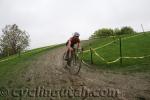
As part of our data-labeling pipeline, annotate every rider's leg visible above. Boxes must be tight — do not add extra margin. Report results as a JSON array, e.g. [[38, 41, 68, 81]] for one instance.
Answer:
[[65, 48, 69, 60], [68, 49, 72, 60], [66, 47, 73, 61]]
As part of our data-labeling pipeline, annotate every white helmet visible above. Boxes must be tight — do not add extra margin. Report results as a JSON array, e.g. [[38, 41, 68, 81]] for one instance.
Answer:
[[74, 32, 80, 37]]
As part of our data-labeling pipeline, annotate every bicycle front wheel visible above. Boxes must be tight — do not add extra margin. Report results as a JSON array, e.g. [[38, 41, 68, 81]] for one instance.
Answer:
[[69, 55, 81, 75]]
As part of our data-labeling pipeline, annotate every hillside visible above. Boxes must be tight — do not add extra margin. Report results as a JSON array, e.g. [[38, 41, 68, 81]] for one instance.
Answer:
[[82, 32, 150, 73], [0, 35, 150, 100], [0, 45, 63, 86]]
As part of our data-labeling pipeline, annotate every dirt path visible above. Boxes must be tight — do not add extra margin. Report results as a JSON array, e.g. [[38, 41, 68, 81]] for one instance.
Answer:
[[8, 46, 150, 100]]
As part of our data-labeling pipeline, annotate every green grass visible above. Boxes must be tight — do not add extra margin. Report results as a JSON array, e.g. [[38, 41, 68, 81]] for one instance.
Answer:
[[82, 32, 150, 73], [0, 44, 64, 86]]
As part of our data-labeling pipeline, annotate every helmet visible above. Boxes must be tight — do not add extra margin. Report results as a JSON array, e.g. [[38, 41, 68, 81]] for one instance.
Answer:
[[73, 32, 80, 37]]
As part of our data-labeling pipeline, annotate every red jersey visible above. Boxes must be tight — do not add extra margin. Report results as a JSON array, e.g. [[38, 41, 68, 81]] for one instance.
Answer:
[[66, 37, 80, 47]]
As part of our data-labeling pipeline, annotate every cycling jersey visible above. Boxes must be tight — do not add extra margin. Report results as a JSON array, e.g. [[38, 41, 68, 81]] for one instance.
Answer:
[[66, 37, 80, 47]]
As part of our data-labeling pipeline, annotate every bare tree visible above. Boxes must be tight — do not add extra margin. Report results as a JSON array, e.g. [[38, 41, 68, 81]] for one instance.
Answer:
[[0, 24, 30, 56]]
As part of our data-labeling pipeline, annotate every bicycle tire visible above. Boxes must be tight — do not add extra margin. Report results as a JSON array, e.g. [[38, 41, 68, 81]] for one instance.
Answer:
[[69, 53, 81, 75], [63, 51, 82, 75]]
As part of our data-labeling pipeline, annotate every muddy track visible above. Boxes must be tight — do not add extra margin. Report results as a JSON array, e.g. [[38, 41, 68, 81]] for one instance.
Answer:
[[7, 46, 150, 100]]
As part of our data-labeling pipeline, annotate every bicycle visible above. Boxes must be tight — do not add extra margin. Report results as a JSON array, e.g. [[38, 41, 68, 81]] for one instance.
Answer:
[[63, 47, 83, 75]]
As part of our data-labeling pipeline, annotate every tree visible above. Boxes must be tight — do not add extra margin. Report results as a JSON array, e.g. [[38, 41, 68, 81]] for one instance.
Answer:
[[90, 28, 113, 38], [0, 45, 2, 58], [0, 24, 30, 56], [113, 28, 121, 35], [120, 26, 135, 35]]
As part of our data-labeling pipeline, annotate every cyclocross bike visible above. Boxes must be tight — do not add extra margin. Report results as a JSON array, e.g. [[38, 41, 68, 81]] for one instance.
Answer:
[[63, 47, 83, 75]]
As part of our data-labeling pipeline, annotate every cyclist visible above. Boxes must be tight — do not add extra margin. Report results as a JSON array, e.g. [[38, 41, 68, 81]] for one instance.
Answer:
[[65, 32, 80, 60]]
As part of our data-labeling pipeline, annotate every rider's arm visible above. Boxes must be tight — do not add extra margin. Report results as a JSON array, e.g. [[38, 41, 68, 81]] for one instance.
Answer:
[[67, 40, 72, 49], [77, 42, 80, 49], [77, 38, 81, 49]]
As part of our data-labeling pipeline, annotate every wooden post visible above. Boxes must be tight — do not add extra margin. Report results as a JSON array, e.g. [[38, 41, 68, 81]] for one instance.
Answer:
[[119, 37, 122, 65], [90, 48, 93, 64]]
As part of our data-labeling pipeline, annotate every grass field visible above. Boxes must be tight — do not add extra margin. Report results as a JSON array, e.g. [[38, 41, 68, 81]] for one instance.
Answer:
[[0, 44, 63, 86], [82, 32, 150, 73]]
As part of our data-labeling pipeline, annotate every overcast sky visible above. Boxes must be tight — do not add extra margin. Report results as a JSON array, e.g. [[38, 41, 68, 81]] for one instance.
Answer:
[[0, 0, 150, 49]]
